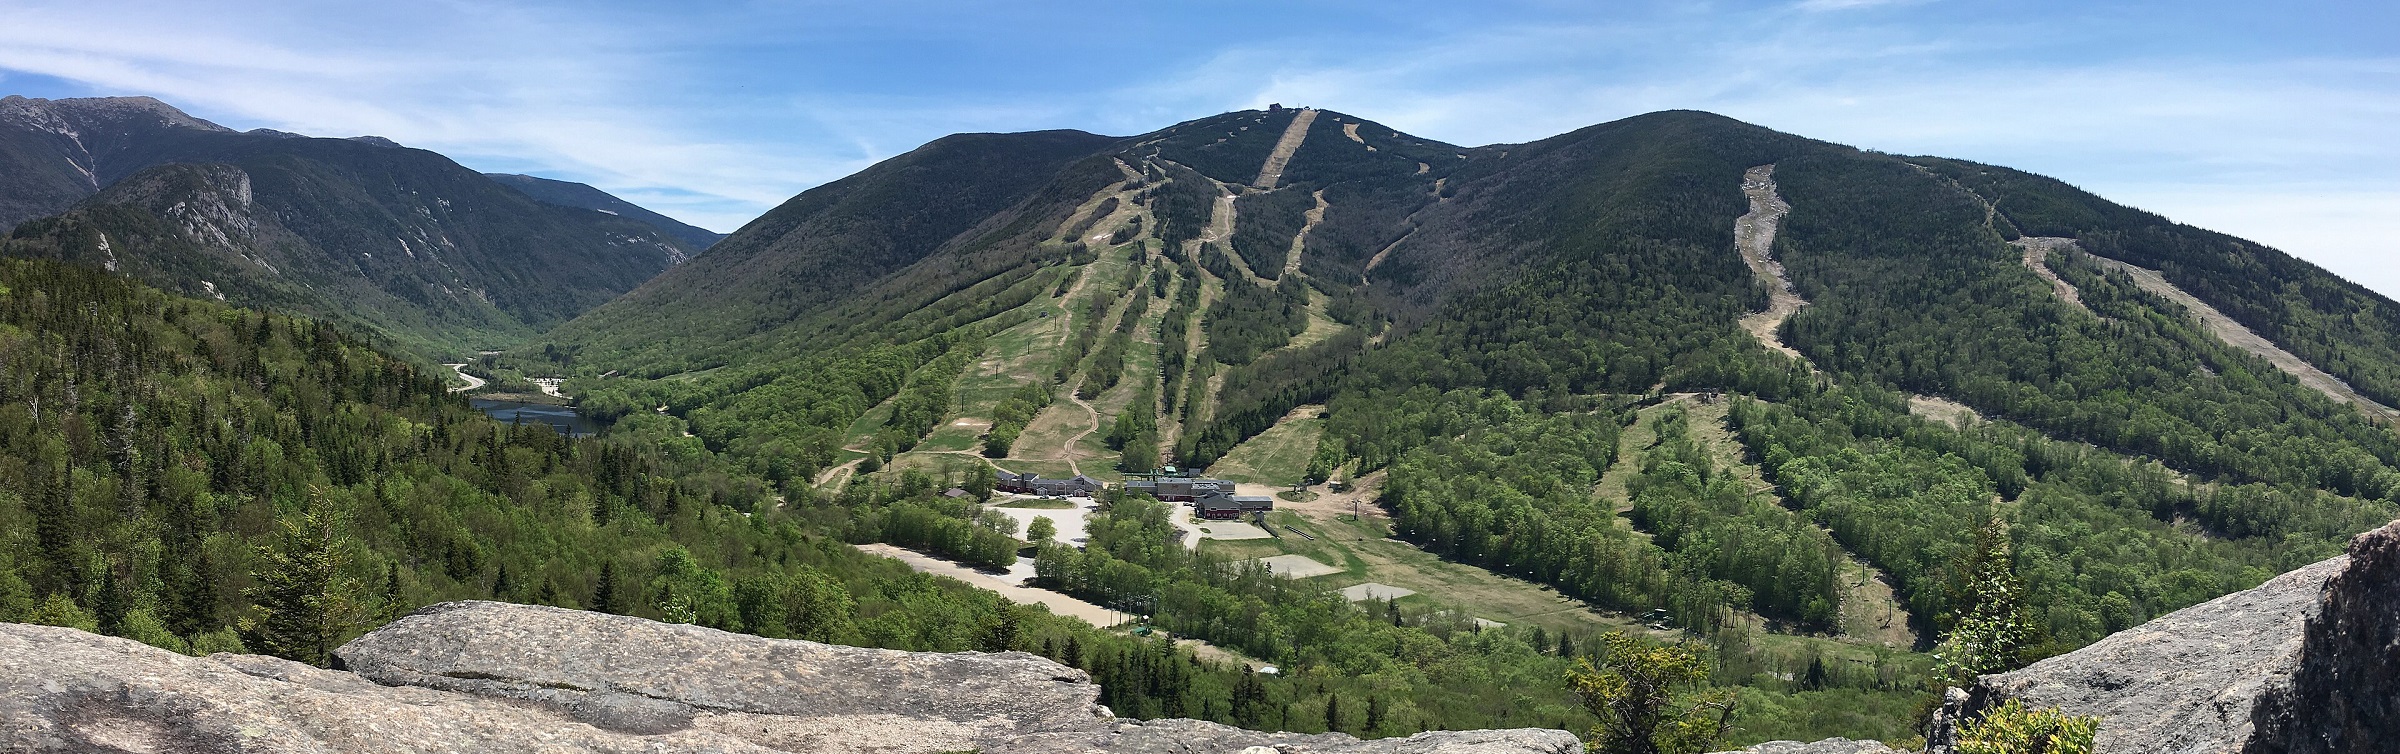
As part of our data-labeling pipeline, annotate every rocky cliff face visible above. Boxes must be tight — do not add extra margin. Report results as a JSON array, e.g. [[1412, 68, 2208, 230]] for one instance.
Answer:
[[1, 600, 1578, 754], [1927, 519, 2399, 754], [2244, 520, 2400, 754]]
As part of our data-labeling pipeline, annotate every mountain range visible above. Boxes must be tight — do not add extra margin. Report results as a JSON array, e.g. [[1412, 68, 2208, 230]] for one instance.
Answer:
[[6, 93, 2400, 748], [0, 95, 706, 358]]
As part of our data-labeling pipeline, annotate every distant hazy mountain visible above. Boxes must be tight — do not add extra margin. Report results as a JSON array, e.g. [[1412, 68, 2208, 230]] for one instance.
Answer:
[[486, 173, 724, 253], [0, 95, 702, 357]]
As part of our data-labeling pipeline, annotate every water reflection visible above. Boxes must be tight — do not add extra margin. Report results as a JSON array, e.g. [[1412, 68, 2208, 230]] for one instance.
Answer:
[[469, 399, 600, 438]]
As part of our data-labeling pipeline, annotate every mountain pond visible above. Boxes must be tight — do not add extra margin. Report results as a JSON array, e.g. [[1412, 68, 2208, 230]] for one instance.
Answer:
[[470, 399, 601, 438]]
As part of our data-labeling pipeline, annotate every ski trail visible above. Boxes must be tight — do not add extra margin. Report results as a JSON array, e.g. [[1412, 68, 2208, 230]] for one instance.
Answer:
[[1283, 189, 1327, 278], [1732, 165, 1811, 367], [1063, 394, 1101, 476], [1362, 227, 1415, 285], [2058, 238, 2400, 421], [1195, 183, 1266, 285], [2011, 237, 2090, 314], [1052, 265, 1093, 347], [1253, 108, 1319, 189]]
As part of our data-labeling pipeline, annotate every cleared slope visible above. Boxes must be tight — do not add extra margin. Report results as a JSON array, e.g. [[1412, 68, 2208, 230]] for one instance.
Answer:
[[538, 130, 1124, 374]]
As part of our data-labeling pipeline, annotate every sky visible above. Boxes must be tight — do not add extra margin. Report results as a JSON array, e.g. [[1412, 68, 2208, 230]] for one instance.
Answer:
[[1, 0, 2393, 294]]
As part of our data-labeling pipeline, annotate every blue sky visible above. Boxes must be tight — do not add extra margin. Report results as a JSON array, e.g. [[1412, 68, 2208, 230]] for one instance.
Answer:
[[2, 0, 2394, 293]]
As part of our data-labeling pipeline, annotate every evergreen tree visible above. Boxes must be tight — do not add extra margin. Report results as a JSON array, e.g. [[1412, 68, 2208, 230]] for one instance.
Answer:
[[1324, 693, 1343, 733], [980, 603, 1021, 652], [95, 568, 129, 637], [591, 561, 622, 615], [1935, 517, 2043, 683], [171, 547, 221, 637], [27, 593, 98, 632], [377, 562, 406, 622], [1232, 665, 1267, 727], [1570, 632, 1736, 754], [1366, 695, 1387, 736], [242, 495, 367, 667]]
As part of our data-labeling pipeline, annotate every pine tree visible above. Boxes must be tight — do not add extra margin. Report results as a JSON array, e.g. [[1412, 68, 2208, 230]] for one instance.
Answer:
[[378, 562, 406, 622], [171, 546, 221, 637], [1232, 665, 1267, 727], [31, 472, 77, 596], [1935, 517, 2044, 683], [1324, 693, 1343, 733], [591, 561, 622, 615], [1365, 695, 1387, 735], [980, 603, 1021, 652], [242, 495, 367, 667], [95, 568, 129, 637]]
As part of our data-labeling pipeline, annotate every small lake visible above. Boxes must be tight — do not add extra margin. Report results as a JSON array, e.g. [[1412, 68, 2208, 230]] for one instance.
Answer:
[[470, 399, 601, 438]]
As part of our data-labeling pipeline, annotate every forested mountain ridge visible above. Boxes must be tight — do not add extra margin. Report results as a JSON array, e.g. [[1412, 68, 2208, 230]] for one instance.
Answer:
[[537, 129, 1127, 372], [0, 95, 703, 359], [511, 106, 2400, 746], [486, 172, 725, 251]]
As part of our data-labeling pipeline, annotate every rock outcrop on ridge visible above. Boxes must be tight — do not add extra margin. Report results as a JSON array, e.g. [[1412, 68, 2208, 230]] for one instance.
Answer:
[[1927, 518, 2400, 754], [1, 600, 1578, 754]]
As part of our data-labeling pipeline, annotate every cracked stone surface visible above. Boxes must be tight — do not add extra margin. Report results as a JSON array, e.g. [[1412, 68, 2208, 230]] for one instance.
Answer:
[[3, 600, 1578, 754]]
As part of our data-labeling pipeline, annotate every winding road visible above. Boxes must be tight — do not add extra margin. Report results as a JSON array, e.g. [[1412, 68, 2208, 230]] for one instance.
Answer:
[[443, 364, 485, 393]]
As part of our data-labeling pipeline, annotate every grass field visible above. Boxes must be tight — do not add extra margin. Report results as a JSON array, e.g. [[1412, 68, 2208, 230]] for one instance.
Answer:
[[995, 497, 1078, 509], [1206, 404, 1324, 486]]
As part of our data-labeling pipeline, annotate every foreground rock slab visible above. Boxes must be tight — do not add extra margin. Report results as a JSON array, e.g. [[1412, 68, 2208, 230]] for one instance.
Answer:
[[1710, 738, 1900, 754], [2, 600, 1576, 754], [1928, 518, 2400, 754]]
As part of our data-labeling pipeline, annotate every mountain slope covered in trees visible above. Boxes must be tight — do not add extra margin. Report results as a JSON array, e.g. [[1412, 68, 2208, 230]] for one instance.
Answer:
[[0, 95, 702, 359], [513, 106, 2400, 745], [486, 172, 725, 251]]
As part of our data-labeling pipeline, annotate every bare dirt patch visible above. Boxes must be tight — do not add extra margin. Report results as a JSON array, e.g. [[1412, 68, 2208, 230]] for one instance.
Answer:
[[1253, 553, 1344, 578], [855, 543, 1126, 627], [1907, 394, 1984, 429], [1732, 165, 1811, 367]]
